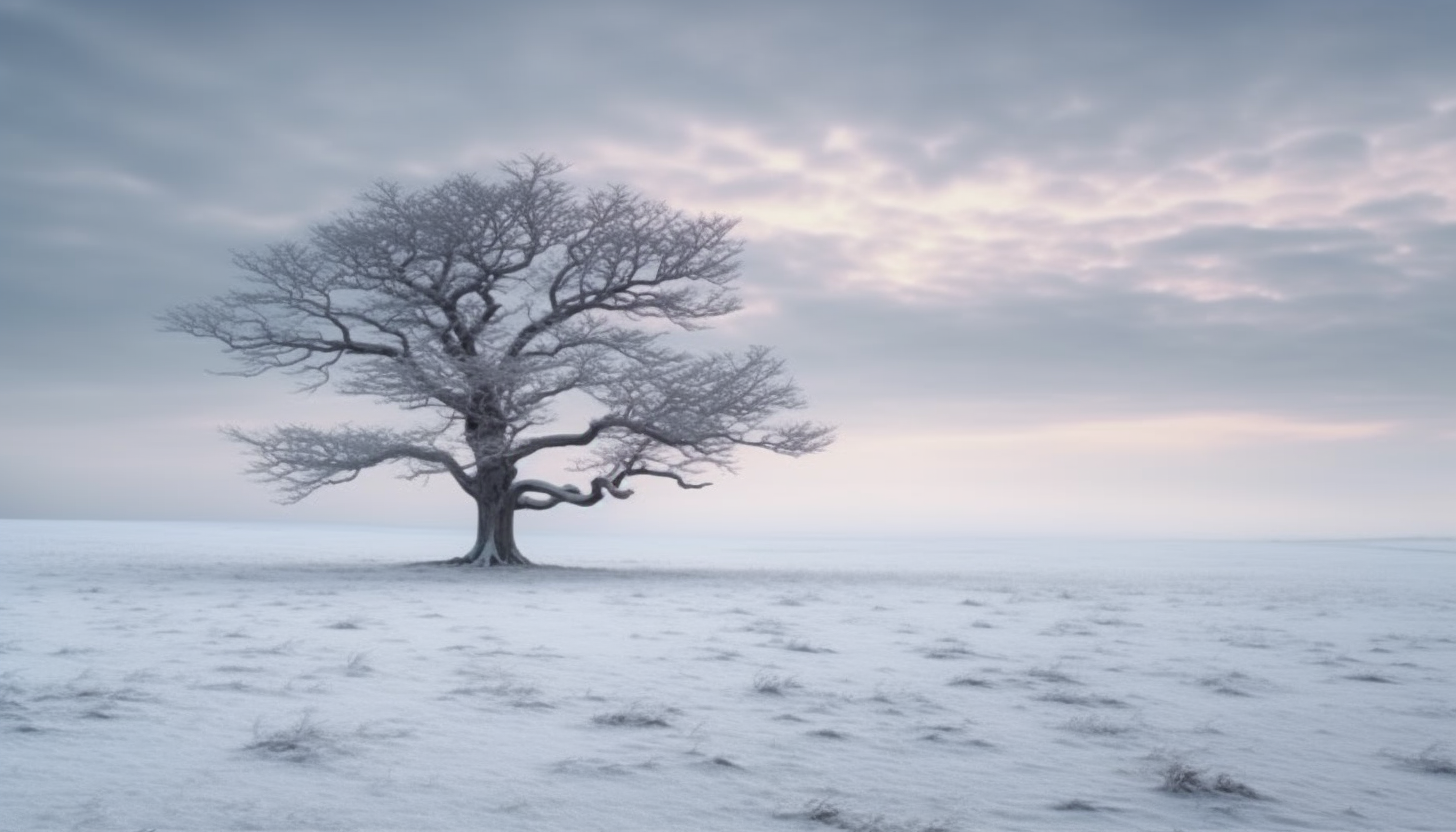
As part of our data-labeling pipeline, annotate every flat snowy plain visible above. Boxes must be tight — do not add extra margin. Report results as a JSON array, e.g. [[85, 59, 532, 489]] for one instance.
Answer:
[[2, 520, 1453, 831]]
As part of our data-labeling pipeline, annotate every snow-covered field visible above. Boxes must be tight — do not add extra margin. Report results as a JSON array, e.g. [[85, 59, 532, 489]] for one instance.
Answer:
[[2, 520, 1453, 831]]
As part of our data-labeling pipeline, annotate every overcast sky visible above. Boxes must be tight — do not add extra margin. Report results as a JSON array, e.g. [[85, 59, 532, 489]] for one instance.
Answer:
[[2, 0, 1453, 539]]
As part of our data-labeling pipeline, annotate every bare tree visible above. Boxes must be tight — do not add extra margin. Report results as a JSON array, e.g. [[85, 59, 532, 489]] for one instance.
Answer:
[[163, 156, 833, 565]]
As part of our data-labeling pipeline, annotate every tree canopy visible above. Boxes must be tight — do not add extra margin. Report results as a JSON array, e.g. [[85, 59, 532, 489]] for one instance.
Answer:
[[164, 156, 833, 564]]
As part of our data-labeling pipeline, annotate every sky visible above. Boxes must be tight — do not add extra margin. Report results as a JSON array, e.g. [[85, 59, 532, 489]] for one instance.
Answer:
[[1, 0, 1453, 539]]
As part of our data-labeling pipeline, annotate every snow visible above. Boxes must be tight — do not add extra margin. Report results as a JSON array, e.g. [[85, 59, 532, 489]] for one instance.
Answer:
[[2, 520, 1453, 831]]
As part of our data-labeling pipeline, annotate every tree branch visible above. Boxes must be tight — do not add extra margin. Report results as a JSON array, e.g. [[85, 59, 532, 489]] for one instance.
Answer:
[[226, 424, 473, 501], [511, 477, 634, 511]]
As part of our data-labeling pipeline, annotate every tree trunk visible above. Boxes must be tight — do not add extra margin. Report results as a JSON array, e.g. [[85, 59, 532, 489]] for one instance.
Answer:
[[458, 466, 531, 566]]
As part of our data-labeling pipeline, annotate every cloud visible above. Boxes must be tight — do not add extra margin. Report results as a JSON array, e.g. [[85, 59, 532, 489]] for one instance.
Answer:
[[897, 413, 1397, 450], [591, 112, 1455, 434], [1346, 192, 1449, 221]]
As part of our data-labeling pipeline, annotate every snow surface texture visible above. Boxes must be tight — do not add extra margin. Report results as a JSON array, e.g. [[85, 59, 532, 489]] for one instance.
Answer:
[[2, 520, 1453, 831]]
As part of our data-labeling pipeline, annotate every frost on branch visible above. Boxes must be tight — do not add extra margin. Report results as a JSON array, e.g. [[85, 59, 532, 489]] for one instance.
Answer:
[[164, 155, 833, 565], [555, 346, 833, 488], [225, 424, 470, 504]]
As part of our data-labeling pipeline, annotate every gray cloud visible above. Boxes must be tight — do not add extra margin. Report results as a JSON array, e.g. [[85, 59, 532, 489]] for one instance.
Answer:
[[1346, 193, 1448, 221], [755, 278, 1453, 422]]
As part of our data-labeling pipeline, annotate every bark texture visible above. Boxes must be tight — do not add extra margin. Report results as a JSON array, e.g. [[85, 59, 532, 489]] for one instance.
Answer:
[[456, 468, 531, 566]]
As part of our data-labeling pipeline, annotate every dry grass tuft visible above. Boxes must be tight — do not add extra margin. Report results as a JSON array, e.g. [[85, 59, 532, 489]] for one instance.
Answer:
[[1034, 689, 1127, 708], [947, 675, 993, 688], [343, 652, 372, 676], [776, 798, 956, 831], [244, 712, 339, 763], [1027, 665, 1080, 684], [1156, 759, 1261, 798], [1345, 672, 1397, 684], [1061, 715, 1136, 736], [1386, 744, 1456, 775], [591, 703, 672, 728], [752, 671, 802, 695], [1051, 799, 1098, 811], [782, 638, 835, 654]]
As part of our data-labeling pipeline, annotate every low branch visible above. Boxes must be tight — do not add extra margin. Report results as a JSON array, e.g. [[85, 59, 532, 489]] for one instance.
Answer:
[[615, 467, 712, 490], [511, 477, 634, 511], [227, 424, 472, 501]]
